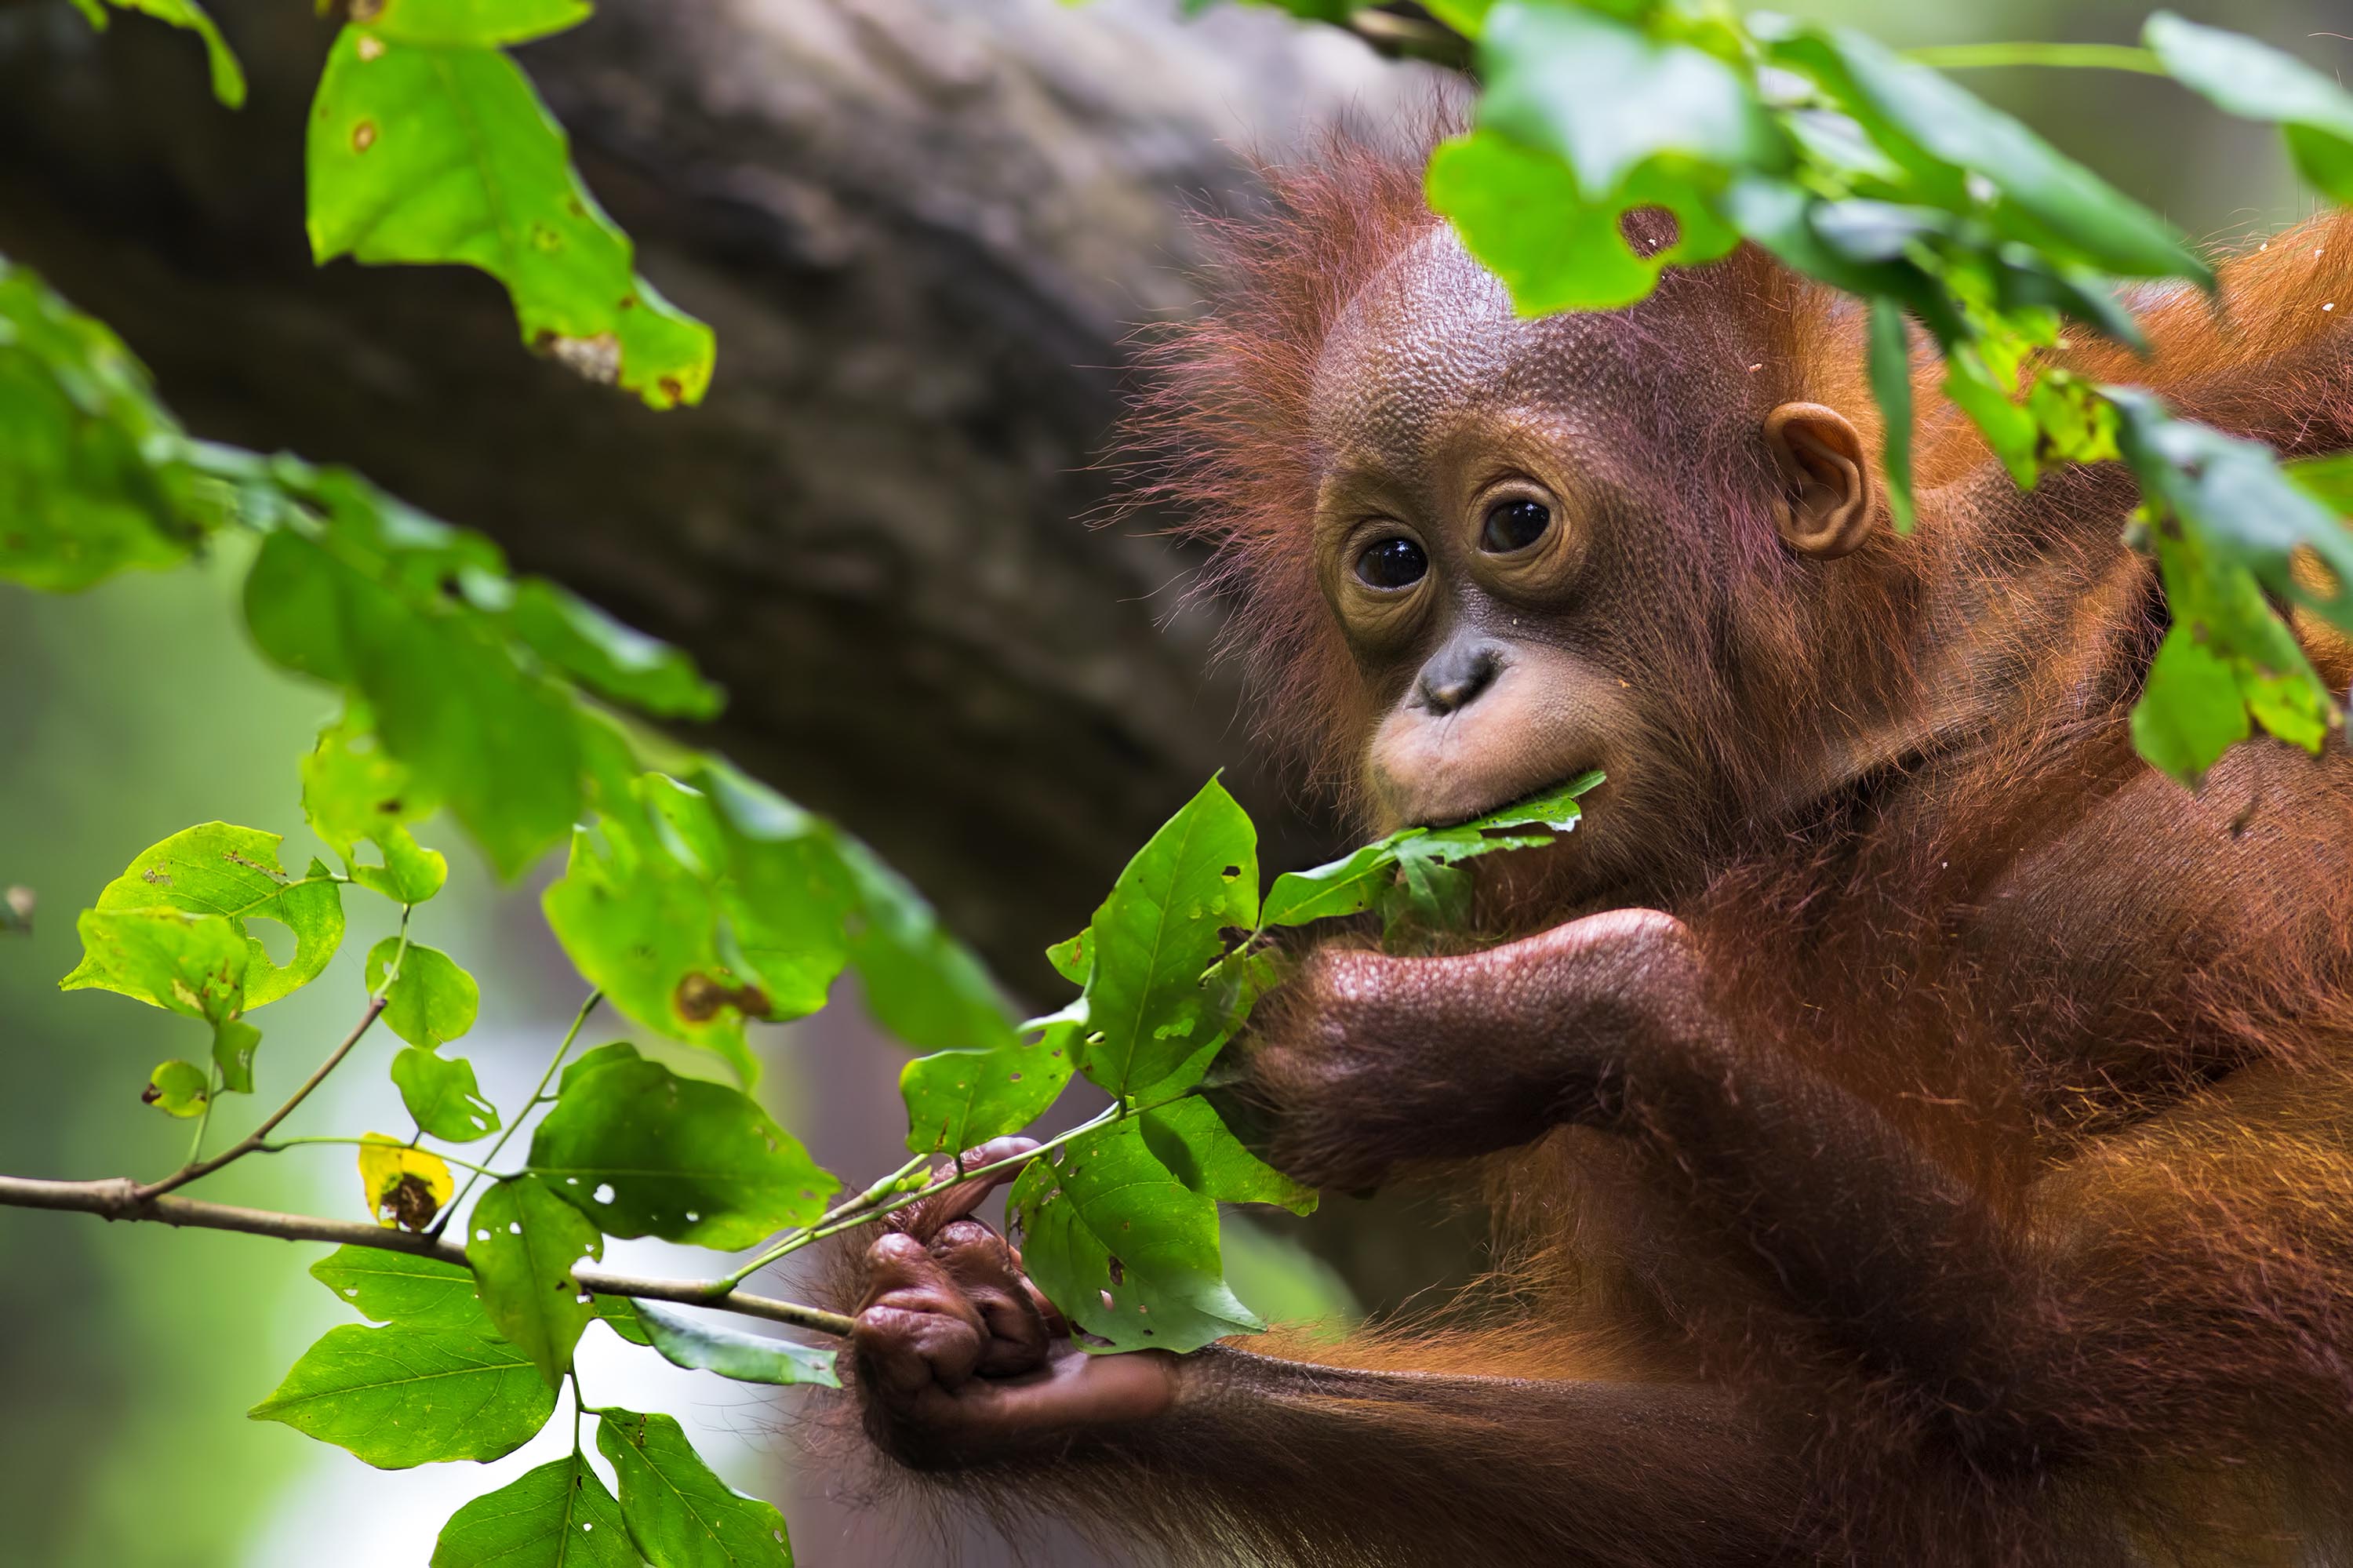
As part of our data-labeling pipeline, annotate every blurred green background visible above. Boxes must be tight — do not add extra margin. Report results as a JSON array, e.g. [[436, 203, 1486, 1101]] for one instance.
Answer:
[[0, 0, 2336, 1563]]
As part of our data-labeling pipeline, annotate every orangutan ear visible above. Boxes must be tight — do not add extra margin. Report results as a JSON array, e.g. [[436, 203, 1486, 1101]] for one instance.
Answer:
[[1763, 402, 1876, 559]]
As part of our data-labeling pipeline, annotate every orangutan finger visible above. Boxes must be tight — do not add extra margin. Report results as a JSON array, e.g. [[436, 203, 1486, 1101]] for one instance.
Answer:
[[896, 1136, 1042, 1238], [933, 1218, 1052, 1376], [854, 1232, 987, 1395]]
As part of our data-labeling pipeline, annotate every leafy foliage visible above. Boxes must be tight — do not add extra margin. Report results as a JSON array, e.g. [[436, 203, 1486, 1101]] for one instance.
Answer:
[[15, 2, 2353, 1559], [431, 1452, 636, 1568], [630, 1301, 842, 1388], [595, 1409, 793, 1568], [1409, 0, 2353, 781], [306, 14, 713, 408], [468, 1175, 603, 1387], [67, 0, 245, 108], [526, 1044, 838, 1249]]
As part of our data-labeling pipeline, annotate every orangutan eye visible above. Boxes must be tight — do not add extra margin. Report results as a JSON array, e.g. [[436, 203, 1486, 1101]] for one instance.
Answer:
[[1355, 536, 1428, 591], [1480, 498, 1552, 555]]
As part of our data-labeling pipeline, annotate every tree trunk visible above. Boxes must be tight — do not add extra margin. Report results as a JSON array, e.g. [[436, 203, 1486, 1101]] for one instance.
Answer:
[[0, 0, 1425, 989]]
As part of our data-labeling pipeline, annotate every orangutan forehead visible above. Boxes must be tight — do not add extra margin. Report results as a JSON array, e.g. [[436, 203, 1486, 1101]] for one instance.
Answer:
[[1308, 224, 1624, 467]]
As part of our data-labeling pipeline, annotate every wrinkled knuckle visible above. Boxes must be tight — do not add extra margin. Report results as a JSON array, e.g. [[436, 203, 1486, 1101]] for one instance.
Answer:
[[866, 1231, 928, 1270]]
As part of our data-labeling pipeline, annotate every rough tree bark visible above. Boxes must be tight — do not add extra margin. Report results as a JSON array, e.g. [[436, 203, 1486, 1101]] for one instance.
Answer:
[[0, 0, 1430, 989]]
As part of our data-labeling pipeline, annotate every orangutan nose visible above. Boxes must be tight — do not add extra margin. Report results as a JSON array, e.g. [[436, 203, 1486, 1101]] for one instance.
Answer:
[[1414, 639, 1501, 715]]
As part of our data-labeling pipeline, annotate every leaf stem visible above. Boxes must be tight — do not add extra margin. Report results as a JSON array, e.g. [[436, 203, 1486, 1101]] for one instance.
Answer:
[[187, 1061, 223, 1166], [0, 1172, 854, 1336], [1903, 42, 2165, 75], [136, 908, 413, 1203], [256, 1136, 503, 1178], [435, 989, 600, 1233], [715, 1103, 1128, 1290]]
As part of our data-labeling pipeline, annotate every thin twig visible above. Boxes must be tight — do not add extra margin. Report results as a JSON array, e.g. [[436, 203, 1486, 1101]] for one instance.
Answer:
[[437, 989, 601, 1231], [139, 907, 413, 1203], [0, 1173, 854, 1337]]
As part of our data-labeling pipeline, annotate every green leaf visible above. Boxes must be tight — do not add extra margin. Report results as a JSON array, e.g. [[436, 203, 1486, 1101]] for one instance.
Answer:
[[835, 832, 1020, 1056], [1261, 772, 1598, 930], [61, 824, 344, 1009], [303, 703, 449, 904], [628, 1300, 841, 1388], [71, 908, 246, 1024], [76, 0, 246, 107], [544, 782, 764, 1082], [595, 1408, 792, 1568], [212, 1018, 260, 1094], [306, 26, 715, 409], [391, 1046, 501, 1141], [1426, 131, 1738, 315], [508, 580, 723, 720], [1766, 23, 2209, 284], [368, 939, 480, 1048], [245, 520, 584, 879], [1076, 777, 1257, 1101], [311, 1246, 490, 1330], [1044, 928, 1090, 985], [1867, 298, 1918, 532], [2288, 453, 2353, 515], [590, 1292, 653, 1346], [467, 1176, 603, 1388], [431, 1451, 637, 1568], [899, 1008, 1078, 1155], [527, 1046, 838, 1249], [1943, 347, 2040, 489], [1136, 1096, 1316, 1216], [144, 1058, 210, 1119], [370, 0, 595, 49], [251, 1322, 557, 1468], [2131, 625, 2252, 784], [0, 260, 208, 591], [2111, 390, 2353, 634], [1010, 1115, 1262, 1355], [2147, 13, 2353, 204], [1475, 2, 1783, 202]]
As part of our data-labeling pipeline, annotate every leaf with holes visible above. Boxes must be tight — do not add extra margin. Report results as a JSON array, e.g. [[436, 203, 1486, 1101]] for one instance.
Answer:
[[305, 25, 713, 408], [311, 1246, 490, 1331], [1010, 1115, 1263, 1355], [391, 1046, 500, 1142], [527, 1045, 837, 1249], [1076, 777, 1257, 1100], [62, 824, 343, 1010], [72, 908, 247, 1024], [468, 1176, 602, 1388], [899, 1006, 1079, 1155]]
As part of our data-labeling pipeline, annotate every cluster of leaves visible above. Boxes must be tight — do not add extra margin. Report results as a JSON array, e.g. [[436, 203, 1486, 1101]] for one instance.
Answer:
[[7, 226, 1598, 1559], [67, 0, 713, 406], [1249, 0, 2353, 784]]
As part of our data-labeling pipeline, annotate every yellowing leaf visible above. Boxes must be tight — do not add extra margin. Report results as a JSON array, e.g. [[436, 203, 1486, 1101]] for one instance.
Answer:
[[358, 1133, 454, 1231]]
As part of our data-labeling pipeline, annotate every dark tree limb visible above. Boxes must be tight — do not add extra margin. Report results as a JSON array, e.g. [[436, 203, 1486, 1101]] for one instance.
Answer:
[[0, 0, 1431, 988]]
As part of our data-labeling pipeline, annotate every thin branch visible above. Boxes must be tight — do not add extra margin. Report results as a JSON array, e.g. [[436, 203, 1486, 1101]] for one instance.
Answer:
[[1903, 42, 2166, 75], [438, 988, 601, 1231], [138, 993, 391, 1201], [137, 907, 413, 1202], [0, 1173, 854, 1337]]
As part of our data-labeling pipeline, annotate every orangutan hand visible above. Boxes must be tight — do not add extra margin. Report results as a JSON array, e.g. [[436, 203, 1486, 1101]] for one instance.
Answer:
[[849, 1137, 1179, 1469]]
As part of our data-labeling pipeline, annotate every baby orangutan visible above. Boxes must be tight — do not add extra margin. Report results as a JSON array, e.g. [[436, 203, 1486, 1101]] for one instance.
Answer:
[[843, 140, 2353, 1566]]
